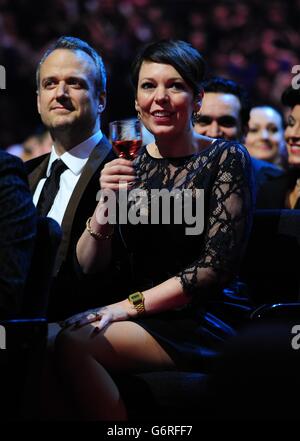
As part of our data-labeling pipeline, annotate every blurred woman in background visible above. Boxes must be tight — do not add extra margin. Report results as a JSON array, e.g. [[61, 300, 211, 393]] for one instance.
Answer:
[[256, 88, 300, 209], [245, 106, 287, 170]]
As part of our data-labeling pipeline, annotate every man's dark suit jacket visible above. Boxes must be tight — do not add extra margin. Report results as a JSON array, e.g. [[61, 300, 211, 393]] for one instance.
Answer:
[[25, 135, 123, 320], [256, 167, 300, 209], [0, 150, 36, 318], [251, 157, 283, 192]]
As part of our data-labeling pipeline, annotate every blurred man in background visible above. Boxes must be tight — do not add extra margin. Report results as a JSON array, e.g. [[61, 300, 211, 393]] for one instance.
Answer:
[[194, 77, 283, 193]]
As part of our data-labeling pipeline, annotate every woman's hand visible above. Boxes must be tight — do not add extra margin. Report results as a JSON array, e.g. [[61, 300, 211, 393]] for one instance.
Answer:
[[100, 158, 136, 192], [93, 158, 136, 230], [60, 300, 136, 332]]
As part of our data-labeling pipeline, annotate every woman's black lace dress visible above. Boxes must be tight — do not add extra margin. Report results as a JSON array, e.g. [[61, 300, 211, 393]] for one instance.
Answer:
[[116, 139, 255, 372]]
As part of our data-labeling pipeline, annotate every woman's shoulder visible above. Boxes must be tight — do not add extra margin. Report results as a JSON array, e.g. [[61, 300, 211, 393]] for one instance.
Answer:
[[199, 137, 250, 161], [193, 131, 246, 153], [217, 140, 253, 164], [216, 139, 249, 154]]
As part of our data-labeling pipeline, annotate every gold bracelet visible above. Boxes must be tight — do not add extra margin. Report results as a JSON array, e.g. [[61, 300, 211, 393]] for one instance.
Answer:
[[86, 217, 114, 240]]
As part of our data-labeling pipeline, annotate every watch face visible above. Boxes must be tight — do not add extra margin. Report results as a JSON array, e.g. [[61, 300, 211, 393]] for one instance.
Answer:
[[130, 292, 141, 304], [129, 292, 145, 315]]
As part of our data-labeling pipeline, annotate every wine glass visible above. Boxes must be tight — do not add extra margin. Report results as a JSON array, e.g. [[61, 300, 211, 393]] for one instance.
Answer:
[[109, 118, 143, 160]]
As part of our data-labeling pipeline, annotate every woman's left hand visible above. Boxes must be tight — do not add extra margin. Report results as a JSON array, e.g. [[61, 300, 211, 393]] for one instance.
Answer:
[[60, 300, 133, 332]]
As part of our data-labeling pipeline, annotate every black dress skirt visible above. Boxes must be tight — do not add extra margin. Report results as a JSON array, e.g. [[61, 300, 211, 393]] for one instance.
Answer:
[[114, 140, 255, 372]]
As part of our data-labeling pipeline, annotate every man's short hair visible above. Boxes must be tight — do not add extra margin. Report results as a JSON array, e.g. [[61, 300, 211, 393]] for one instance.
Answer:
[[201, 77, 251, 127], [36, 36, 106, 94], [281, 85, 300, 108]]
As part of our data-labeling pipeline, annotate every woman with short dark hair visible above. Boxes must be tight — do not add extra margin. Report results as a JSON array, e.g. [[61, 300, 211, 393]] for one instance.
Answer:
[[56, 40, 255, 420]]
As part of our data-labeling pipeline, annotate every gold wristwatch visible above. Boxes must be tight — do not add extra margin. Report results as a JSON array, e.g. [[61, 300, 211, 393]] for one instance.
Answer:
[[128, 291, 145, 315]]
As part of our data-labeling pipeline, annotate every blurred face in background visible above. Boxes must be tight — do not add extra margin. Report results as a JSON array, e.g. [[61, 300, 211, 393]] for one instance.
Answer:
[[285, 104, 300, 167], [194, 92, 242, 141], [245, 106, 284, 163]]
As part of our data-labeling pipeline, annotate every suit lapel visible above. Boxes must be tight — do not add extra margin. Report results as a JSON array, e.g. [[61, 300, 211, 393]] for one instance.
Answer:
[[54, 135, 112, 274], [28, 155, 50, 193]]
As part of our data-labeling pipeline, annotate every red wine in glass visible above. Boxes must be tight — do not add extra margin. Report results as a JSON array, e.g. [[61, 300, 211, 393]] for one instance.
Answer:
[[110, 119, 142, 160], [112, 139, 142, 160]]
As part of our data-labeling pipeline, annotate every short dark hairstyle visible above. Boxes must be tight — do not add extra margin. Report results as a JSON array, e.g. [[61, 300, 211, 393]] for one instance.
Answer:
[[201, 77, 251, 127], [131, 39, 206, 97], [281, 85, 300, 108], [36, 36, 106, 94]]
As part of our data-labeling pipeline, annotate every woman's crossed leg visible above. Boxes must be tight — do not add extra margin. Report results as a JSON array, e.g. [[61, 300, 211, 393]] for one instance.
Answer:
[[55, 320, 176, 420]]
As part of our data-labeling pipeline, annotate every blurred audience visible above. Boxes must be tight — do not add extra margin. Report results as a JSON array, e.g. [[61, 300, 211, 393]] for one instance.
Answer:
[[6, 131, 52, 162], [245, 106, 287, 169], [0, 0, 299, 149]]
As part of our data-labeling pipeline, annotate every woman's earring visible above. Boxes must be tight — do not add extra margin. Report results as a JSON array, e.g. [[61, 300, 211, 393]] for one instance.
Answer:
[[137, 112, 141, 120], [192, 111, 199, 125]]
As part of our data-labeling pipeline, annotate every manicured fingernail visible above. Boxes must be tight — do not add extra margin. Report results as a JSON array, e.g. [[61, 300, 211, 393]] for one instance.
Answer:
[[91, 326, 101, 336]]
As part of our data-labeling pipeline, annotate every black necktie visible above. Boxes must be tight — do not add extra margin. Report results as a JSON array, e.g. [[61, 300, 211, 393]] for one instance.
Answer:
[[36, 159, 68, 216]]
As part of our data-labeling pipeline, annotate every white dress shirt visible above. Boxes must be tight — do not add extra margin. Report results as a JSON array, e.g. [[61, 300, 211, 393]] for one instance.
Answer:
[[33, 130, 103, 225]]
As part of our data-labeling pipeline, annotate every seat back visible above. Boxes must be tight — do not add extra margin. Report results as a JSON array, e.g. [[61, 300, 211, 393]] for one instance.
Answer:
[[0, 216, 61, 421], [21, 216, 62, 318], [239, 209, 300, 306]]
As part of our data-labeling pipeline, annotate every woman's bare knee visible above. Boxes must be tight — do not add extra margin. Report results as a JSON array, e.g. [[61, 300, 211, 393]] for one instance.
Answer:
[[55, 321, 175, 373]]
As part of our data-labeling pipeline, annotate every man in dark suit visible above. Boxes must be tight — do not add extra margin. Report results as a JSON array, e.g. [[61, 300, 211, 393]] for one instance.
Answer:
[[26, 36, 118, 320], [193, 77, 283, 194], [0, 150, 36, 319]]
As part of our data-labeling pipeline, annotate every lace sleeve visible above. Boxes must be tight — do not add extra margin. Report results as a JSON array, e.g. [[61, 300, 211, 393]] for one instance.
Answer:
[[177, 143, 255, 297]]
